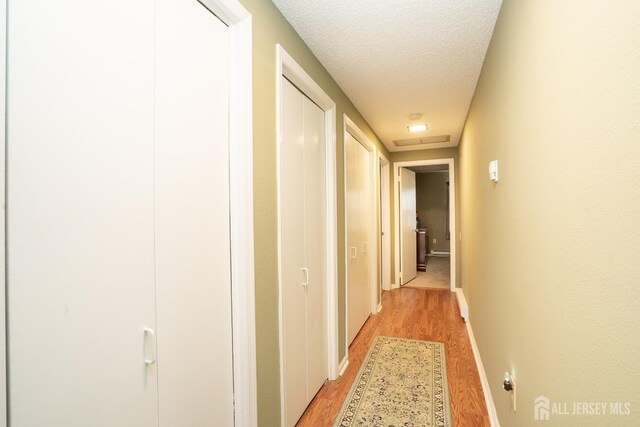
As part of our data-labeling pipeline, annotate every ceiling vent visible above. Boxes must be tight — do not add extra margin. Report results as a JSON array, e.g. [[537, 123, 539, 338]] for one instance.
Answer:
[[393, 135, 451, 147]]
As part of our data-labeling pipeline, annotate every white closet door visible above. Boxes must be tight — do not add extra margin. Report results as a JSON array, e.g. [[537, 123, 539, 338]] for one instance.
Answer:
[[6, 1, 158, 425], [346, 133, 359, 344], [302, 96, 328, 398], [401, 168, 418, 284], [281, 78, 328, 426], [346, 133, 372, 345], [154, 0, 234, 425], [281, 78, 309, 427]]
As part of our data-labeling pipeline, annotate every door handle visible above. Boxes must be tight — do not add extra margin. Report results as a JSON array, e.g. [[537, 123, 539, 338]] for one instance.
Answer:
[[361, 242, 367, 258], [350, 246, 357, 259], [143, 327, 157, 366], [301, 267, 309, 288]]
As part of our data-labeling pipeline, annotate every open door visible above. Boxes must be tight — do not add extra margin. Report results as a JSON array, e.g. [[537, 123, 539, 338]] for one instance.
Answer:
[[400, 168, 417, 285]]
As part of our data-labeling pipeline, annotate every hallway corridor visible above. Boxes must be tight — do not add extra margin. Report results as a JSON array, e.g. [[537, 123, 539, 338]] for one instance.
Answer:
[[297, 289, 489, 426]]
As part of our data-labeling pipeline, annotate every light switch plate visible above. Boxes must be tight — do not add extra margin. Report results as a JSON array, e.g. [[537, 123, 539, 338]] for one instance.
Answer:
[[489, 160, 499, 182]]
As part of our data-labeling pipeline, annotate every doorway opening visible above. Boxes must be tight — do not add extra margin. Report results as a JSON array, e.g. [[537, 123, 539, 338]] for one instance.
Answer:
[[394, 159, 456, 292]]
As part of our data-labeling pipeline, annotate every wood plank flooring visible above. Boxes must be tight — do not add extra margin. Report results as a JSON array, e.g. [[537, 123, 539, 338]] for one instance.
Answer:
[[296, 288, 489, 427]]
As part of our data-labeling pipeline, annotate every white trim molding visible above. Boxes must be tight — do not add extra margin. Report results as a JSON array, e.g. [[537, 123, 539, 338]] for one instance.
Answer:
[[217, 1, 258, 425], [191, 1, 258, 425], [464, 314, 500, 426], [455, 288, 469, 322], [393, 158, 457, 292], [378, 152, 391, 295], [338, 355, 350, 377], [342, 114, 378, 359], [275, 45, 339, 424], [0, 0, 7, 424]]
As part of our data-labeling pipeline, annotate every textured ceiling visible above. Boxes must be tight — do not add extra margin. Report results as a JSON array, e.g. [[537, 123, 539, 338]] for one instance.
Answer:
[[272, 0, 502, 151]]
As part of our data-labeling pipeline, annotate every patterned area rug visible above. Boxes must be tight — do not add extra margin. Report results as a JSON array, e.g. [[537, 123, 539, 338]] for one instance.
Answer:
[[333, 336, 451, 427]]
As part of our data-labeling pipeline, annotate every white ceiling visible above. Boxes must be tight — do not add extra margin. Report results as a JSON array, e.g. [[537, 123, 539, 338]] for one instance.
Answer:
[[271, 0, 502, 152]]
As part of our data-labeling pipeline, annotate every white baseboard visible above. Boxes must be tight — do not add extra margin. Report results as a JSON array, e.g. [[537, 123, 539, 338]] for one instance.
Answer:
[[377, 303, 382, 313], [390, 283, 399, 290], [465, 319, 500, 426], [455, 288, 469, 322], [382, 283, 391, 291], [338, 354, 349, 377], [430, 250, 450, 257]]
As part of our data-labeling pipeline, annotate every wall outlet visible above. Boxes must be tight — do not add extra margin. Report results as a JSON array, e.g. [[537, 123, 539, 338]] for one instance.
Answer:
[[503, 371, 517, 412], [432, 238, 436, 244]]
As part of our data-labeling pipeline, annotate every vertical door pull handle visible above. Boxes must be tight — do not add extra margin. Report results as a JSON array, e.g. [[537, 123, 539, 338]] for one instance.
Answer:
[[350, 247, 357, 259], [144, 327, 157, 366], [301, 267, 309, 287]]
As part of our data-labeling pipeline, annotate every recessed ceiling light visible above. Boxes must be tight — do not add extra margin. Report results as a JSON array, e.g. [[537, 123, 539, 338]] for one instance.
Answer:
[[408, 124, 428, 133]]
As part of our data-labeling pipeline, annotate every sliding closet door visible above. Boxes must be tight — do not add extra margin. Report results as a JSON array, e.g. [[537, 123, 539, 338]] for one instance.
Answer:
[[346, 133, 372, 345], [154, 0, 234, 424], [6, 1, 158, 425], [281, 77, 309, 427], [302, 96, 328, 398]]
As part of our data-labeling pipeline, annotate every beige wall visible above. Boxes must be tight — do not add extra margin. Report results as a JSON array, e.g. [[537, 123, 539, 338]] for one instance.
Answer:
[[459, 0, 640, 425], [239, 0, 389, 424], [415, 172, 450, 252], [390, 148, 460, 287]]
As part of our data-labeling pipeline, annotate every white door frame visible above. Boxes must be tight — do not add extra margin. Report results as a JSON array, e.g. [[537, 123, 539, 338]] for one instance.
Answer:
[[393, 158, 456, 292], [275, 45, 339, 424], [0, 0, 7, 424], [1, 1, 257, 425], [343, 114, 378, 354], [203, 2, 257, 424], [378, 153, 391, 296]]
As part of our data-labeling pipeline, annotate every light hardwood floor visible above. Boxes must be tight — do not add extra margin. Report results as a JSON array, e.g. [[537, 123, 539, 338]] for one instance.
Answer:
[[296, 288, 490, 426]]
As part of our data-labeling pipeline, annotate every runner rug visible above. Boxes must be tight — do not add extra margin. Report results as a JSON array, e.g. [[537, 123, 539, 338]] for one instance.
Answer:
[[333, 336, 452, 426]]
